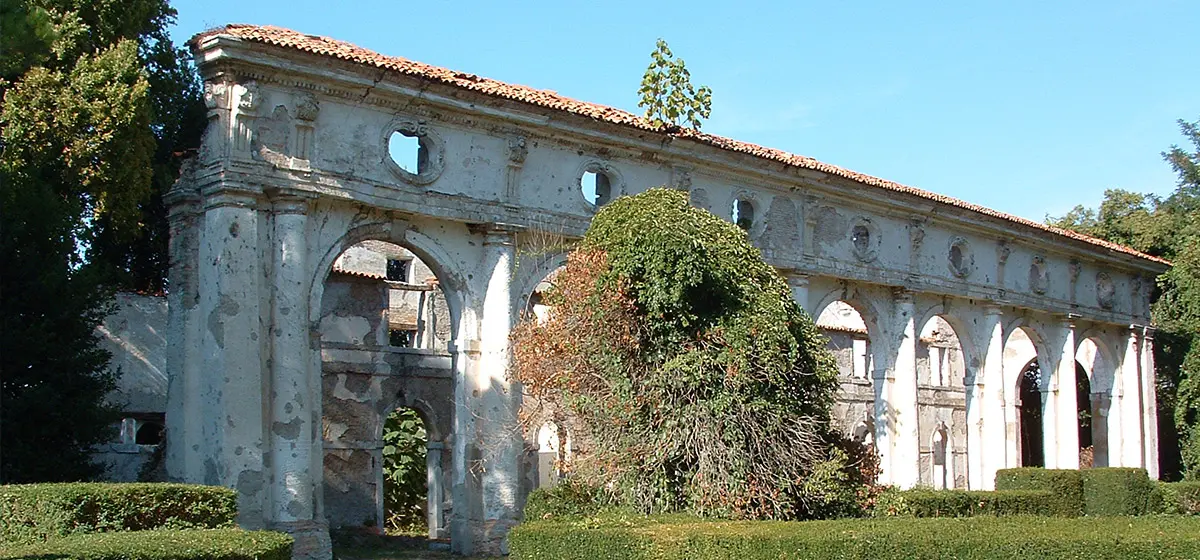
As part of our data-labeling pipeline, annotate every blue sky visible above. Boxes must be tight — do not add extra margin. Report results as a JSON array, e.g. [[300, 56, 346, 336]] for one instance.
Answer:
[[171, 0, 1199, 223]]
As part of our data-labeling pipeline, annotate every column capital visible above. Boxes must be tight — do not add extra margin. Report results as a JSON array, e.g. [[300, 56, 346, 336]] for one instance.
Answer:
[[1142, 325, 1156, 340], [469, 223, 522, 246], [891, 287, 914, 305], [778, 268, 810, 285], [982, 302, 1004, 317], [1059, 312, 1082, 329], [265, 187, 316, 213]]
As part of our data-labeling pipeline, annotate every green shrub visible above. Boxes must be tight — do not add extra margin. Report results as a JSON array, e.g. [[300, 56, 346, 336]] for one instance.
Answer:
[[509, 515, 1200, 559], [0, 483, 237, 543], [0, 528, 292, 560], [523, 479, 610, 520], [1154, 481, 1200, 514], [1079, 468, 1154, 516], [873, 488, 1059, 517], [994, 468, 1083, 517]]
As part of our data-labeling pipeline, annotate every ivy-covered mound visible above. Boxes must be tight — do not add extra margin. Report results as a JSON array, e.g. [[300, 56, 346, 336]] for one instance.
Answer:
[[512, 188, 855, 520]]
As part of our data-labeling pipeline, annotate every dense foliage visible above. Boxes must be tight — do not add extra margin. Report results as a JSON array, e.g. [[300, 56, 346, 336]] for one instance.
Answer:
[[511, 188, 849, 520], [0, 529, 293, 560], [510, 515, 1200, 560], [637, 39, 713, 130], [1049, 117, 1200, 480], [0, 0, 204, 482], [0, 483, 237, 544], [872, 488, 1059, 518], [381, 408, 427, 533]]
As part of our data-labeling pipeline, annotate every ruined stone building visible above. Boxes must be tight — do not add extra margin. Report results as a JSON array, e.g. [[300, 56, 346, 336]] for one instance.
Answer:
[[90, 24, 1172, 559]]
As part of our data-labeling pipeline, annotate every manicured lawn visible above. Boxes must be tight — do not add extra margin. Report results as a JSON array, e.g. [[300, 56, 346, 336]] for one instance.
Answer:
[[511, 514, 1200, 559]]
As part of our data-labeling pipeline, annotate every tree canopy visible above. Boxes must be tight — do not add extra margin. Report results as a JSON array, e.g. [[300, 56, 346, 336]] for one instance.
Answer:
[[0, 0, 203, 482], [512, 188, 867, 520]]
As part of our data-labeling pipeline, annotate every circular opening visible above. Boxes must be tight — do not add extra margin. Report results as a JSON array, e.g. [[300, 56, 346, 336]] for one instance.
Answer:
[[388, 130, 427, 175], [581, 170, 612, 207], [732, 198, 754, 230], [852, 225, 871, 254]]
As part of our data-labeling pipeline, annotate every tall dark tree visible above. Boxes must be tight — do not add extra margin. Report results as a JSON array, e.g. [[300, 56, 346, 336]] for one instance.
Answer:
[[1051, 116, 1200, 480], [0, 0, 203, 482]]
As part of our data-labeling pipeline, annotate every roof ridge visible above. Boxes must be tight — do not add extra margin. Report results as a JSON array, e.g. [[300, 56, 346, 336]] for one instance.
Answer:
[[192, 24, 1169, 267]]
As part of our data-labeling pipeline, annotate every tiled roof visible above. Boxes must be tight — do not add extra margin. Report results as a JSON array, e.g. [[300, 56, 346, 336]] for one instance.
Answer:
[[194, 24, 1169, 267]]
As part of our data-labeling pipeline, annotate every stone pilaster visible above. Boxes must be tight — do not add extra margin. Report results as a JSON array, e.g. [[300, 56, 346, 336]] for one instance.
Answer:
[[975, 304, 1004, 489], [781, 270, 811, 314], [452, 224, 521, 556], [1141, 326, 1159, 479], [1120, 326, 1143, 467], [196, 186, 269, 527], [888, 288, 920, 488], [1051, 317, 1080, 469], [164, 183, 202, 482]]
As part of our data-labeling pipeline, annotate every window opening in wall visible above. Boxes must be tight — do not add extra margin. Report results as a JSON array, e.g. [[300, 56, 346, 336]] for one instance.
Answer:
[[390, 328, 417, 348], [388, 131, 427, 175], [136, 419, 164, 446], [852, 225, 871, 254], [732, 198, 754, 230], [949, 244, 965, 272], [581, 170, 612, 207], [387, 259, 411, 283]]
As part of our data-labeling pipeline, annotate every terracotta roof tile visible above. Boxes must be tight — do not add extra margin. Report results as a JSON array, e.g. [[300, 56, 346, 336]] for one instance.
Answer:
[[194, 24, 1169, 267]]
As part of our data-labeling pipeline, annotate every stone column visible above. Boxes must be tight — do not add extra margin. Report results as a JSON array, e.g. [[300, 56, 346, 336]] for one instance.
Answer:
[[782, 270, 810, 314], [1052, 317, 1080, 469], [195, 187, 269, 526], [164, 185, 202, 481], [265, 191, 329, 558], [1120, 326, 1143, 467], [1141, 327, 1159, 479], [427, 440, 446, 539], [975, 305, 1004, 489], [452, 225, 521, 555], [889, 289, 920, 488]]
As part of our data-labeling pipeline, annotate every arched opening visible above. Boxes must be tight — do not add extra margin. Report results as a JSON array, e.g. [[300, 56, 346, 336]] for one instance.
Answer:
[[1004, 326, 1044, 468], [1075, 337, 1113, 467], [319, 239, 454, 547], [1017, 358, 1044, 467], [535, 421, 573, 489], [816, 301, 872, 381], [917, 316, 965, 387], [388, 130, 427, 175], [382, 407, 428, 535], [932, 423, 951, 490]]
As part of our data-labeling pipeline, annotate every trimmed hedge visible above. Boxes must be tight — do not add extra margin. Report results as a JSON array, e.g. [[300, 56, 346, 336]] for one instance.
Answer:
[[0, 528, 292, 560], [1154, 481, 1200, 514], [994, 468, 1083, 517], [510, 515, 1200, 559], [0, 483, 237, 544], [1079, 468, 1154, 516], [874, 489, 1059, 517]]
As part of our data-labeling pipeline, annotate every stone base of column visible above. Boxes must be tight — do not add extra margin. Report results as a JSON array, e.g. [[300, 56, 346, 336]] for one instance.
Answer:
[[271, 520, 332, 560], [450, 518, 517, 556]]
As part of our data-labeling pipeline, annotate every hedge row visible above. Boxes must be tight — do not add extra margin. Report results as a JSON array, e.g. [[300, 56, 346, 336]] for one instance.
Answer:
[[0, 483, 237, 544], [874, 489, 1060, 517], [509, 515, 1200, 559], [1080, 468, 1155, 515], [0, 529, 292, 560], [994, 468, 1084, 516], [1154, 481, 1200, 515]]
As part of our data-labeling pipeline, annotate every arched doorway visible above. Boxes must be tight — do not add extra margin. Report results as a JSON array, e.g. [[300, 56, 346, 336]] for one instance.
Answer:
[[1075, 337, 1114, 467], [318, 239, 455, 545], [1018, 359, 1045, 467], [916, 314, 967, 488]]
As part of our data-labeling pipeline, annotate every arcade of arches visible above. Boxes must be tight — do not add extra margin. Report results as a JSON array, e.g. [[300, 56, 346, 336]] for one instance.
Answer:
[[163, 25, 1170, 558]]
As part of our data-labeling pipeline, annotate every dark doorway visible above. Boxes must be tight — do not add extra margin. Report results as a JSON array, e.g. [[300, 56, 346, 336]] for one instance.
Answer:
[[1077, 362, 1093, 467], [1018, 360, 1044, 467]]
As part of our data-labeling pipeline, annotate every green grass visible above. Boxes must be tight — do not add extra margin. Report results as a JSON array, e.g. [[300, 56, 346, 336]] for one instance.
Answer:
[[510, 514, 1200, 559]]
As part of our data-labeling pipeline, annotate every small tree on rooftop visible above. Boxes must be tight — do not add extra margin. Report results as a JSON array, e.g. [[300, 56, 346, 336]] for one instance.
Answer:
[[511, 188, 868, 520], [637, 39, 713, 131]]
